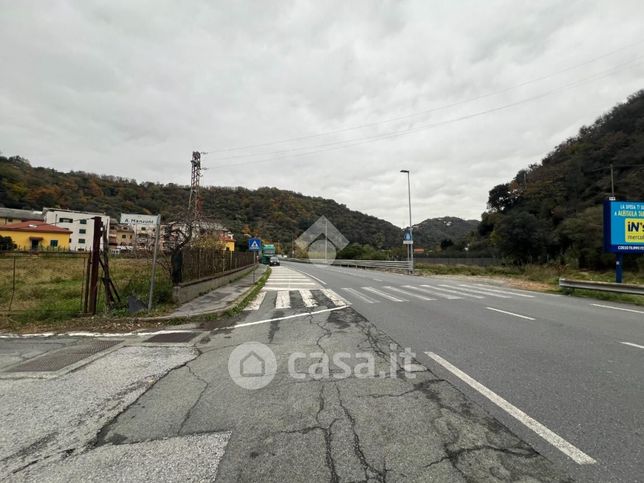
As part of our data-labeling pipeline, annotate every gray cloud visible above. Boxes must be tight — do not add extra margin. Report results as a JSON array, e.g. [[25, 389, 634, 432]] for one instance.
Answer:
[[1, 0, 643, 225]]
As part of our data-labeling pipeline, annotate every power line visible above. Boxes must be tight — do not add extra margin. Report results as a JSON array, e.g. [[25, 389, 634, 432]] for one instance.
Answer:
[[206, 56, 643, 170], [205, 39, 644, 156]]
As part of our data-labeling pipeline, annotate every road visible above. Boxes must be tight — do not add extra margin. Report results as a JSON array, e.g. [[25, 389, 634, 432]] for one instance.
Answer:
[[2, 263, 641, 481], [278, 261, 643, 482]]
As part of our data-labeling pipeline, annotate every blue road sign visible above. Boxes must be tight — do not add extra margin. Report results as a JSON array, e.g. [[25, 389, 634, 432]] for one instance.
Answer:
[[603, 200, 644, 253], [248, 238, 262, 251]]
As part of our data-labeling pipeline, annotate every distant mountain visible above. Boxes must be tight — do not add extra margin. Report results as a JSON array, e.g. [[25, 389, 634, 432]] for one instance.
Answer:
[[0, 155, 403, 249], [413, 217, 479, 249]]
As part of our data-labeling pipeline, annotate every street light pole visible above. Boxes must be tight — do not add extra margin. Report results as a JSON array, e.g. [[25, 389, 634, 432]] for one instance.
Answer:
[[401, 169, 413, 274]]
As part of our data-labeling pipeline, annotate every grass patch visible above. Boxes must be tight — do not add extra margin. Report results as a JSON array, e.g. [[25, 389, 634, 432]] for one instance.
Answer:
[[0, 254, 174, 327], [225, 266, 271, 317]]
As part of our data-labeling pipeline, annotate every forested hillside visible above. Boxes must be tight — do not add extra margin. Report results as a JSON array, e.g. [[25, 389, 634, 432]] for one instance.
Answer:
[[413, 217, 478, 249], [0, 155, 404, 248], [477, 90, 644, 268]]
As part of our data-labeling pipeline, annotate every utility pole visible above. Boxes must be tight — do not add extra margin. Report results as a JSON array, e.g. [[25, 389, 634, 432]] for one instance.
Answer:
[[401, 170, 413, 274], [188, 151, 203, 220]]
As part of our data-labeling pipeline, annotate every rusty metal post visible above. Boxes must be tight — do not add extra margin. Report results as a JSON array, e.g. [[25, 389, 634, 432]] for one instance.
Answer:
[[87, 216, 103, 315]]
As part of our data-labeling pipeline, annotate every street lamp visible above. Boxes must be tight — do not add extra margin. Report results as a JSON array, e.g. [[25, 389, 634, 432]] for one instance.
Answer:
[[400, 169, 413, 274]]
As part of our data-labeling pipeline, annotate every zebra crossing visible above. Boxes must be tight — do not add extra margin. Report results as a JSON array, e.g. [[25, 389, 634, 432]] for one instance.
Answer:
[[245, 266, 536, 311], [244, 288, 349, 311], [337, 283, 535, 304], [244, 282, 534, 311]]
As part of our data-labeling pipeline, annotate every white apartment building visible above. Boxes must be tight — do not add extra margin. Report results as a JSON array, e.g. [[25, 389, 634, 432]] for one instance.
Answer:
[[43, 208, 111, 251]]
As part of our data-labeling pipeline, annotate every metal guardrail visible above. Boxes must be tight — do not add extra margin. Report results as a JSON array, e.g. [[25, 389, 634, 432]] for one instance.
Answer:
[[559, 278, 644, 296], [288, 258, 412, 271]]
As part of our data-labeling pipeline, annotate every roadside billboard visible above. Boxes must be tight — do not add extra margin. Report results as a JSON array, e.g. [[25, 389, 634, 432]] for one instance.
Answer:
[[603, 200, 644, 253]]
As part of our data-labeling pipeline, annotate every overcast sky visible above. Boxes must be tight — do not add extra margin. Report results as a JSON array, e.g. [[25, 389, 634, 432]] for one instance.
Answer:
[[1, 1, 643, 226]]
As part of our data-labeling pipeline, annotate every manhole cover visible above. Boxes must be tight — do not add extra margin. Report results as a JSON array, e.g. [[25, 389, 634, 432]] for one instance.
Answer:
[[6, 339, 122, 373], [143, 332, 200, 343]]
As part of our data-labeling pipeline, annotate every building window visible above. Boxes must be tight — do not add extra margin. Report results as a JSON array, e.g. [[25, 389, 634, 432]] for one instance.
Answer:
[[80, 219, 87, 225], [79, 229, 86, 234], [122, 234, 126, 239], [78, 238, 86, 244], [50, 240, 58, 248], [59, 217, 73, 223]]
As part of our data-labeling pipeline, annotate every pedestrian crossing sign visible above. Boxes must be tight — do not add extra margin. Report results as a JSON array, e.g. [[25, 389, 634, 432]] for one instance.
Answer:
[[248, 238, 262, 251]]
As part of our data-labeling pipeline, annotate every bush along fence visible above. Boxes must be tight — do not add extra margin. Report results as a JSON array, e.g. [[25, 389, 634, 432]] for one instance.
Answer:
[[171, 248, 255, 284]]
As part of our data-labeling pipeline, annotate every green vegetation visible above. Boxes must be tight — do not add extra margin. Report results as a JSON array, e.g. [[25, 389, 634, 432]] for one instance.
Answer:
[[226, 266, 271, 316], [0, 254, 173, 325], [472, 90, 644, 269]]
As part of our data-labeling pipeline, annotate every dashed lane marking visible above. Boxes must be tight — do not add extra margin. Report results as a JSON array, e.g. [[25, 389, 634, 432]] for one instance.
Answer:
[[486, 307, 535, 320]]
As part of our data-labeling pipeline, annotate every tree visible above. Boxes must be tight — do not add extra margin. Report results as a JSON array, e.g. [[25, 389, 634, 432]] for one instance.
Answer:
[[440, 239, 454, 250], [0, 236, 15, 251], [487, 183, 519, 213], [491, 211, 548, 264]]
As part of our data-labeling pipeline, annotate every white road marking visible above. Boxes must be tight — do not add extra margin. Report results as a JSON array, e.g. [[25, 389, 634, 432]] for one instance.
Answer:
[[383, 286, 434, 301], [440, 284, 511, 298], [420, 284, 484, 299], [321, 289, 349, 307], [486, 307, 535, 320], [471, 283, 536, 298], [403, 285, 462, 300], [217, 305, 349, 331], [299, 289, 318, 308], [591, 303, 644, 314], [425, 352, 597, 465], [244, 291, 266, 311], [290, 268, 327, 285], [460, 283, 535, 298], [362, 286, 407, 302], [341, 287, 377, 303], [275, 291, 291, 309], [620, 341, 644, 350]]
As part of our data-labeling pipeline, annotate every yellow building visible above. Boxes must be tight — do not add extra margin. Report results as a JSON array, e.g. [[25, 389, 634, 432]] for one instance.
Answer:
[[0, 221, 71, 251]]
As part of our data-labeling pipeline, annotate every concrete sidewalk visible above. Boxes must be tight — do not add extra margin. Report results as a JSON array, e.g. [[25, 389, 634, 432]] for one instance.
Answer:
[[169, 264, 268, 318]]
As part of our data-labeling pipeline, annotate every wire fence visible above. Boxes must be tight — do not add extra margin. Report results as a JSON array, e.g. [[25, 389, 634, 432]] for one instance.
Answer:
[[0, 249, 174, 323]]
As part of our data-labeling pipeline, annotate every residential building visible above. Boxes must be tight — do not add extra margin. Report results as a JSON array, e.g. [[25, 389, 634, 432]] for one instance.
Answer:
[[0, 207, 44, 225], [108, 223, 135, 248], [164, 220, 235, 251], [0, 221, 71, 251], [43, 208, 110, 251]]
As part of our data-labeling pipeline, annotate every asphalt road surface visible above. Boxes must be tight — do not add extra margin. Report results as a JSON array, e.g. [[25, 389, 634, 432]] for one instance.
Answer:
[[279, 261, 643, 482]]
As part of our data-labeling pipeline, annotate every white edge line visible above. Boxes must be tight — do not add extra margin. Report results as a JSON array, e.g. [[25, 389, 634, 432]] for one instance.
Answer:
[[425, 352, 596, 465], [0, 329, 199, 339], [591, 303, 644, 314], [215, 305, 349, 331], [486, 306, 535, 320], [620, 341, 644, 350]]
